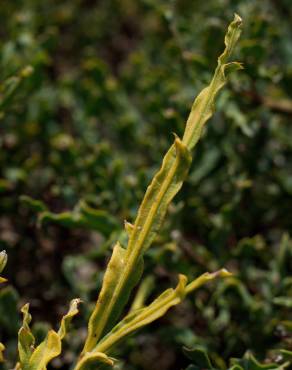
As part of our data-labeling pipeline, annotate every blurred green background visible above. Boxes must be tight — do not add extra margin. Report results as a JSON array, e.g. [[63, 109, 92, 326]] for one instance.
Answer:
[[0, 1, 291, 369]]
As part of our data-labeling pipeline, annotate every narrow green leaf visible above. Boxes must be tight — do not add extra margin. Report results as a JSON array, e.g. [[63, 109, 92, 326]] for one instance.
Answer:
[[58, 298, 81, 340], [127, 137, 192, 255], [93, 270, 230, 354], [18, 304, 35, 368], [39, 200, 118, 237], [182, 14, 243, 150], [185, 269, 231, 295]]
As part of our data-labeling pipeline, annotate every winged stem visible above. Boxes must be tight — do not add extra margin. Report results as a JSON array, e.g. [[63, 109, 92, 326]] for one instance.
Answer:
[[76, 14, 243, 369]]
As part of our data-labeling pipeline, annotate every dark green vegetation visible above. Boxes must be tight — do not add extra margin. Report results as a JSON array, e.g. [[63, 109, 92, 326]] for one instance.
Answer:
[[0, 1, 291, 370]]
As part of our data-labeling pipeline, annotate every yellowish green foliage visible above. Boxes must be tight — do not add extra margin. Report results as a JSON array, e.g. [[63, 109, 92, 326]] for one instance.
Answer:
[[1, 14, 242, 370], [81, 14, 242, 359], [182, 14, 243, 150], [94, 270, 231, 354], [17, 300, 80, 370], [74, 14, 242, 369]]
